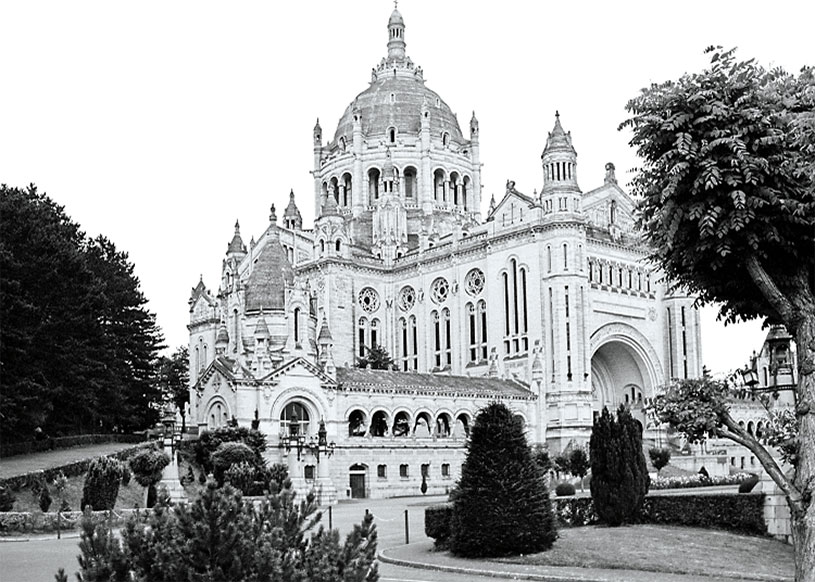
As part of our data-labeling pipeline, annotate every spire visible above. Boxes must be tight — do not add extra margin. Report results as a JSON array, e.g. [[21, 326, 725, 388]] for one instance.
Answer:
[[470, 111, 479, 140], [313, 118, 322, 145], [542, 111, 575, 156], [227, 220, 247, 256], [387, 3, 406, 61], [269, 203, 277, 224], [284, 189, 303, 230]]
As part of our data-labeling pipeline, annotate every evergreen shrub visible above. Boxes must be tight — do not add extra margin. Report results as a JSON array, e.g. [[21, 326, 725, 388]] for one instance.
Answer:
[[38, 484, 52, 512], [589, 405, 649, 526], [424, 504, 453, 549], [449, 402, 557, 557], [211, 442, 257, 485], [0, 486, 16, 512], [555, 482, 576, 496], [192, 427, 267, 473], [81, 456, 124, 511]]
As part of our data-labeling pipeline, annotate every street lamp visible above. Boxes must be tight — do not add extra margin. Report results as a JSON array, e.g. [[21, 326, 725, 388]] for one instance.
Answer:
[[309, 418, 336, 463], [280, 416, 335, 462], [280, 412, 307, 461], [161, 400, 176, 451]]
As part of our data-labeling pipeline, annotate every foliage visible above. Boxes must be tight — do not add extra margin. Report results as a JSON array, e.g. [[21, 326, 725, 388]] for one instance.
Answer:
[[449, 402, 557, 557], [355, 343, 395, 370], [81, 457, 124, 511], [553, 453, 571, 478], [555, 482, 576, 497], [0, 486, 16, 512], [648, 447, 672, 475], [642, 493, 766, 536], [590, 406, 650, 526], [156, 346, 190, 432], [739, 474, 760, 493], [192, 426, 267, 473], [39, 483, 53, 512], [223, 461, 258, 495], [59, 480, 379, 582], [621, 47, 815, 578], [552, 497, 597, 527], [568, 448, 590, 489], [532, 444, 553, 474], [75, 507, 131, 582], [211, 442, 257, 484], [424, 504, 453, 549], [0, 184, 164, 443], [128, 449, 170, 488], [761, 407, 800, 466]]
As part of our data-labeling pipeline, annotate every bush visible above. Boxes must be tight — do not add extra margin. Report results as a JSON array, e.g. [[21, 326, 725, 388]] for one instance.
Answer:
[[449, 402, 556, 557], [223, 462, 257, 495], [121, 467, 131, 487], [642, 493, 765, 535], [81, 456, 124, 511], [590, 405, 649, 526], [648, 447, 672, 474], [555, 482, 576, 497], [651, 472, 753, 490], [553, 497, 597, 527], [128, 449, 170, 488], [425, 504, 453, 549], [739, 474, 760, 493], [38, 484, 52, 512], [58, 481, 379, 582], [192, 427, 267, 473], [211, 442, 257, 485], [0, 486, 16, 512]]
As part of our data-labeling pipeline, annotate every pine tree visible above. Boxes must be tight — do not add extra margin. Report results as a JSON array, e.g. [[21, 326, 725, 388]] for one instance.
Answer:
[[81, 456, 124, 511], [590, 405, 650, 526], [450, 401, 556, 557]]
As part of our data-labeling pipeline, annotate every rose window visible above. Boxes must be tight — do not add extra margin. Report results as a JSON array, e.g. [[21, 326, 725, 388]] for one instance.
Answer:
[[464, 268, 485, 296], [430, 277, 449, 304], [358, 287, 380, 313], [398, 286, 416, 312]]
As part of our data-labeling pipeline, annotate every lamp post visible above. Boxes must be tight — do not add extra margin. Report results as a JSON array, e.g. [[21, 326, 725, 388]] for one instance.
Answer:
[[161, 400, 176, 452]]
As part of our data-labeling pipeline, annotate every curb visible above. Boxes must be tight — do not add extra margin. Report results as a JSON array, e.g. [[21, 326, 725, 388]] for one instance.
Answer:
[[0, 532, 81, 543]]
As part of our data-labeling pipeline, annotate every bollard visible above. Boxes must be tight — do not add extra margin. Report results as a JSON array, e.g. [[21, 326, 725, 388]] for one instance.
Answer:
[[404, 509, 409, 544], [329, 505, 333, 530]]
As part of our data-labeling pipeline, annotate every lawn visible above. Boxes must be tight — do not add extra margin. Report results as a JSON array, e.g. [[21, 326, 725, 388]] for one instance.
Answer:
[[493, 524, 794, 580], [11, 473, 146, 513]]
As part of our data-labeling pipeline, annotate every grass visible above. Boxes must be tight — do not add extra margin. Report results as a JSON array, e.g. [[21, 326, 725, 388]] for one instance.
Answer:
[[492, 524, 794, 580], [11, 473, 146, 513]]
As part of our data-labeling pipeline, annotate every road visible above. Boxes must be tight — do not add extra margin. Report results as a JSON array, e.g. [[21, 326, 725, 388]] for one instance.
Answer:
[[0, 494, 518, 582]]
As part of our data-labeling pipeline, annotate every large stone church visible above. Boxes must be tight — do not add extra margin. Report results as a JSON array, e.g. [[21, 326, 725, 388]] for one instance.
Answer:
[[187, 6, 703, 501]]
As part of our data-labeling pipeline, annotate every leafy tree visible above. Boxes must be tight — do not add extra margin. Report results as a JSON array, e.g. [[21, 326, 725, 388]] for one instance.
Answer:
[[568, 447, 590, 491], [129, 448, 170, 508], [193, 426, 267, 474], [0, 486, 16, 512], [59, 480, 379, 582], [156, 346, 190, 432], [621, 47, 814, 577], [531, 444, 553, 474], [0, 185, 164, 442], [553, 453, 571, 480], [649, 447, 672, 475], [211, 442, 257, 484], [450, 402, 556, 557], [590, 406, 650, 526], [355, 344, 395, 370], [81, 456, 125, 511]]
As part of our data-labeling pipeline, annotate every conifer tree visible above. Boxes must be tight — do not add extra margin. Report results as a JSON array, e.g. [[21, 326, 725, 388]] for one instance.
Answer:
[[590, 405, 650, 526], [81, 456, 124, 511], [450, 401, 556, 557]]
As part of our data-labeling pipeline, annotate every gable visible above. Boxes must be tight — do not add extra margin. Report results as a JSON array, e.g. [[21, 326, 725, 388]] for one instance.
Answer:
[[259, 356, 337, 387], [488, 184, 538, 228], [582, 182, 636, 233]]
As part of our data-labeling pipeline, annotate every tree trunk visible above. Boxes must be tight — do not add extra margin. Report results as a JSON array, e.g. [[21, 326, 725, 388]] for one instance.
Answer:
[[791, 312, 815, 582]]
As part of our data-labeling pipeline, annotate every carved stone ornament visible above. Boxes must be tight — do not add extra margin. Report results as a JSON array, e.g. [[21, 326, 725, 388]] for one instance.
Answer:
[[213, 375, 221, 392], [648, 307, 657, 321], [263, 384, 273, 401]]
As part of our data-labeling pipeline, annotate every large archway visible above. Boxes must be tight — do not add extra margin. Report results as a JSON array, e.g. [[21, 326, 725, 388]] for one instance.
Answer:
[[590, 323, 663, 434]]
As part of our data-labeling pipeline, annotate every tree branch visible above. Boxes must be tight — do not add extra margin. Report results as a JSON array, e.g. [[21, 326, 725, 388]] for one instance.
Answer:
[[744, 254, 797, 330], [719, 411, 803, 510]]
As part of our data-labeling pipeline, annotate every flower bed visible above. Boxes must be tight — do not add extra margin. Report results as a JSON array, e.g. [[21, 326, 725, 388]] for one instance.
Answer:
[[650, 472, 754, 490], [0, 508, 148, 535]]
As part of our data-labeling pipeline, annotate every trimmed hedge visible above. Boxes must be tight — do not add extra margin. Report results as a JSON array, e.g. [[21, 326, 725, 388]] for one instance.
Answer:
[[555, 482, 576, 497], [0, 443, 152, 492], [0, 507, 148, 534], [0, 433, 146, 459], [425, 493, 767, 547]]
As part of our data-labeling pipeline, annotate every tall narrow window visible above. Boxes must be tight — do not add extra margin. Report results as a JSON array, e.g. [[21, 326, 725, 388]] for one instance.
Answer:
[[433, 311, 441, 368], [358, 317, 367, 358], [478, 300, 488, 361], [442, 308, 452, 367], [409, 315, 418, 370], [467, 303, 477, 363], [399, 318, 409, 371], [233, 309, 239, 353], [293, 307, 301, 344], [563, 244, 568, 270], [371, 319, 378, 349]]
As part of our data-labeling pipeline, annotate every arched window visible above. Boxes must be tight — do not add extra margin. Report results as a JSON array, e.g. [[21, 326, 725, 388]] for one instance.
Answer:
[[320, 240, 325, 254], [450, 172, 460, 206], [442, 308, 452, 367], [341, 173, 352, 207], [348, 409, 366, 437], [335, 239, 342, 253], [502, 259, 528, 355], [392, 411, 410, 437], [208, 401, 227, 430], [466, 300, 488, 364], [293, 307, 301, 345], [232, 309, 239, 353], [433, 169, 446, 203], [388, 127, 396, 144], [368, 168, 380, 203], [280, 401, 310, 436], [370, 410, 389, 437], [432, 310, 441, 368], [408, 315, 418, 370], [563, 243, 569, 270], [404, 166, 417, 199], [194, 347, 200, 379], [358, 317, 368, 358]]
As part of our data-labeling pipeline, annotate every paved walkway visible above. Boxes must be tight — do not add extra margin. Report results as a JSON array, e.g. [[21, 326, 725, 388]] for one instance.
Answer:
[[378, 541, 792, 582], [0, 442, 142, 480]]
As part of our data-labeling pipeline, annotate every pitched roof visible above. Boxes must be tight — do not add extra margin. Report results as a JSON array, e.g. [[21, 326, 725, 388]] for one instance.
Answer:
[[244, 231, 293, 312], [336, 367, 534, 400]]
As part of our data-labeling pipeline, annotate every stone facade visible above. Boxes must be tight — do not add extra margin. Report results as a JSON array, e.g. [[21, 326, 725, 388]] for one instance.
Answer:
[[187, 7, 703, 502]]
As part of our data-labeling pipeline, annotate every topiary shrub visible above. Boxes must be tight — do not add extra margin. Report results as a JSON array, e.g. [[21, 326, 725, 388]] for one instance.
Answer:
[[211, 442, 257, 485], [129, 448, 170, 508], [449, 402, 557, 557], [425, 504, 453, 549], [648, 447, 672, 475], [738, 474, 760, 493], [39, 484, 53, 512], [590, 405, 650, 526], [223, 462, 257, 495], [81, 456, 124, 511], [121, 466, 131, 487], [555, 482, 576, 497], [193, 427, 267, 474]]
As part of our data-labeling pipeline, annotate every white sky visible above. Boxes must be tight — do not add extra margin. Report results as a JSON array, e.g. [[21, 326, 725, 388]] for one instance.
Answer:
[[2, 1, 811, 375]]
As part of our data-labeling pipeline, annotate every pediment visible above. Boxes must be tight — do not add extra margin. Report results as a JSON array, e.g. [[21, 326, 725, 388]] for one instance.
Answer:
[[259, 356, 337, 388]]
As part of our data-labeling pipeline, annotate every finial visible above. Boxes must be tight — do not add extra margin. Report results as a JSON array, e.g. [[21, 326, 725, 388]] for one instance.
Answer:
[[394, 0, 398, 8], [270, 203, 277, 223], [234, 220, 240, 231], [289, 189, 295, 199], [555, 110, 560, 119]]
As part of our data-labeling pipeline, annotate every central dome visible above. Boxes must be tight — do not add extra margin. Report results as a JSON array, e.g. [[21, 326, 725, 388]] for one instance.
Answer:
[[331, 8, 464, 145], [333, 77, 464, 145]]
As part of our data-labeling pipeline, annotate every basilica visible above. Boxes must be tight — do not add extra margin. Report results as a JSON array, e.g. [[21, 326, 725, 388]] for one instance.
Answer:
[[187, 6, 703, 501]]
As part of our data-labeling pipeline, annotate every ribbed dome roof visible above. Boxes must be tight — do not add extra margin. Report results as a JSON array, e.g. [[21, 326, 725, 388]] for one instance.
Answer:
[[333, 78, 463, 144], [244, 231, 293, 312]]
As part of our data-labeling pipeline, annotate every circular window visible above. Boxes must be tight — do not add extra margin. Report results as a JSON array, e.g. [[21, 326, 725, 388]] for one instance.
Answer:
[[398, 286, 416, 312], [464, 268, 485, 296], [430, 277, 449, 304], [358, 287, 380, 313]]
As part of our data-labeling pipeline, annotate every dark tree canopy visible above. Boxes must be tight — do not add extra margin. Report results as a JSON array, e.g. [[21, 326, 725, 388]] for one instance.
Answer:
[[450, 401, 556, 557], [157, 346, 190, 430], [0, 184, 164, 442], [355, 343, 395, 370], [622, 47, 814, 328]]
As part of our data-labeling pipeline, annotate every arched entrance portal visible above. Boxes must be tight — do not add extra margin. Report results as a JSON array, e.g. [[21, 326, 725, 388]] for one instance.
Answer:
[[590, 323, 663, 440]]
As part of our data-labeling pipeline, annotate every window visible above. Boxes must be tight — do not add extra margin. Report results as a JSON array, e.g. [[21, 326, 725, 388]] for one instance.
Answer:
[[304, 465, 315, 481], [421, 464, 430, 478], [430, 277, 449, 304], [464, 268, 485, 296], [280, 401, 310, 436], [442, 463, 450, 478], [502, 259, 528, 355], [293, 307, 301, 344], [358, 287, 380, 313], [377, 464, 387, 479], [399, 464, 409, 479], [466, 300, 488, 364]]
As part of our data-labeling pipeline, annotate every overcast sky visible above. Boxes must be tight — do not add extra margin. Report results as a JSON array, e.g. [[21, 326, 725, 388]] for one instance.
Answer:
[[2, 1, 811, 374]]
